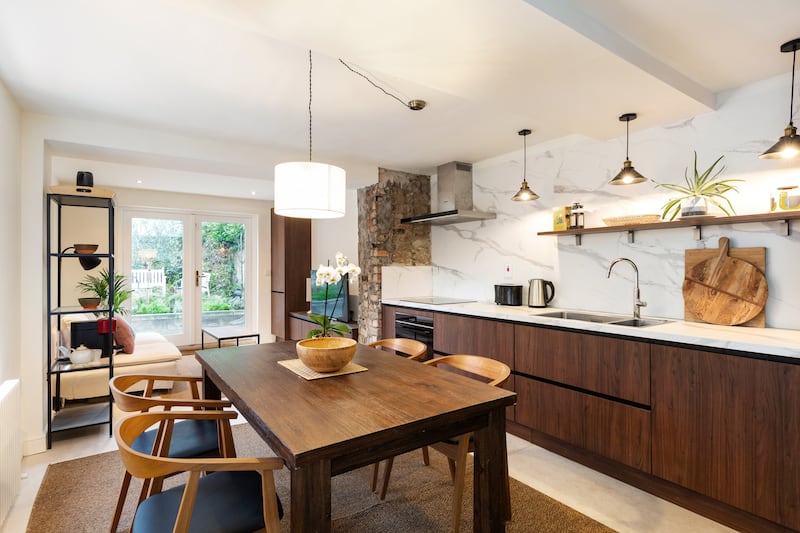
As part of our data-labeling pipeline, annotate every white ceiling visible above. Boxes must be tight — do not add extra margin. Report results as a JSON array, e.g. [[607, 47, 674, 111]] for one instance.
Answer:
[[1, 0, 798, 194]]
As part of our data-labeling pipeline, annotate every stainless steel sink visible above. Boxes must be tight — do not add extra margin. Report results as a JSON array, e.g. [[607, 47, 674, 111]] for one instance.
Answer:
[[534, 310, 671, 327], [535, 311, 627, 323], [609, 318, 671, 328]]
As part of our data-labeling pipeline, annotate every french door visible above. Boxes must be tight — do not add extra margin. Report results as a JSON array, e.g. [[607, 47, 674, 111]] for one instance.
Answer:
[[121, 208, 255, 346]]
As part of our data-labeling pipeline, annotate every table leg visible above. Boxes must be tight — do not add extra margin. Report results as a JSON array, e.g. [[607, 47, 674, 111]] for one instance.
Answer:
[[290, 460, 332, 532], [202, 368, 221, 400], [472, 406, 510, 532]]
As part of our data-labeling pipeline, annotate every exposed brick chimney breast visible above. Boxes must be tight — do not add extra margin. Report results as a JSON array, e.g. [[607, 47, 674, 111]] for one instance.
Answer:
[[357, 168, 431, 342]]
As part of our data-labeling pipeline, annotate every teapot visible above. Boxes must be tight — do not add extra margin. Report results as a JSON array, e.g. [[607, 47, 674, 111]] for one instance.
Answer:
[[58, 344, 100, 364]]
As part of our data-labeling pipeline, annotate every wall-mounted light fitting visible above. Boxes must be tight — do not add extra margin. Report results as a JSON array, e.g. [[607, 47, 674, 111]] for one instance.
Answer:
[[338, 59, 426, 111], [274, 50, 346, 219], [609, 113, 648, 185], [760, 37, 800, 159], [62, 246, 101, 270], [511, 129, 539, 202]]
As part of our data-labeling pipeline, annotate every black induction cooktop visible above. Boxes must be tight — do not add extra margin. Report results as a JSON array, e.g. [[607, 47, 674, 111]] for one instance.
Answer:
[[397, 296, 475, 305]]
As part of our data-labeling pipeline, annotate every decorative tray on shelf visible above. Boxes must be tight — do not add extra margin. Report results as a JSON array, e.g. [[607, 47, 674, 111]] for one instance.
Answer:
[[602, 214, 662, 226]]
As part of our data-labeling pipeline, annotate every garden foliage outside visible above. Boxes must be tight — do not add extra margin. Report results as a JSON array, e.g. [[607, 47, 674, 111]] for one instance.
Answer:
[[130, 219, 246, 317]]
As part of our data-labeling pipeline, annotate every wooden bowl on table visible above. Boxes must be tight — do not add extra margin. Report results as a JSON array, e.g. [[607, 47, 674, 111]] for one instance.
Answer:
[[296, 337, 357, 373]]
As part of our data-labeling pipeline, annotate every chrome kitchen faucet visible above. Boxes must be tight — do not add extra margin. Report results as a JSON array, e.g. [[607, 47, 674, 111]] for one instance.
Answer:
[[607, 258, 647, 319]]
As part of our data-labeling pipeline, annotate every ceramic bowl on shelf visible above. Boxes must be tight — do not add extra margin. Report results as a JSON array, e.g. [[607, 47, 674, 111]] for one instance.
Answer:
[[78, 297, 101, 309], [73, 243, 98, 254]]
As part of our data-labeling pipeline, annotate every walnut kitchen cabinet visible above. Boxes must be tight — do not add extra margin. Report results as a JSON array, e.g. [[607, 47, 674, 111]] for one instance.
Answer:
[[433, 312, 516, 420], [652, 345, 800, 531], [514, 324, 651, 471], [270, 208, 310, 340], [515, 325, 650, 405], [433, 313, 514, 368]]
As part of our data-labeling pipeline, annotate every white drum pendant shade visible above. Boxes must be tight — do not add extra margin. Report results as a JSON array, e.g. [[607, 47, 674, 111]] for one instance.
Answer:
[[274, 161, 346, 219]]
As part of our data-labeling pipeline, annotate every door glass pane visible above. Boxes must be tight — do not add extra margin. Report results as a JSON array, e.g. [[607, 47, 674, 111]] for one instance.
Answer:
[[129, 217, 184, 336], [200, 221, 246, 328]]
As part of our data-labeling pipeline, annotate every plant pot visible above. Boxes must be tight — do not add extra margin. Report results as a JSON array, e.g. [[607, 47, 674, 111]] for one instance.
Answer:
[[296, 337, 357, 373], [680, 197, 708, 218]]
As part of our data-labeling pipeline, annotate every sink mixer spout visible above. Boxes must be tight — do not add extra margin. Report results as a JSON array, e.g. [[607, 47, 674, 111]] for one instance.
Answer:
[[607, 258, 647, 320]]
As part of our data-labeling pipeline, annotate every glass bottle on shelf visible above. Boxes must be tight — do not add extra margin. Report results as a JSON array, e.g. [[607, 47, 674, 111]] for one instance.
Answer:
[[569, 202, 585, 229]]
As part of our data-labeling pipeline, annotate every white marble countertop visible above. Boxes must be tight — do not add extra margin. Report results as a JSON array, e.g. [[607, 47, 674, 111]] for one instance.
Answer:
[[382, 299, 800, 360]]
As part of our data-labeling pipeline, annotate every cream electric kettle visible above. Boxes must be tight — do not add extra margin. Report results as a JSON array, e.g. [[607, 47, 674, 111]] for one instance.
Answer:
[[528, 279, 555, 308]]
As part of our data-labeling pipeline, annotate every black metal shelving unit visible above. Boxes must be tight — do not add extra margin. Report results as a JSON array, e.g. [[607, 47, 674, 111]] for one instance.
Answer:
[[46, 192, 115, 448]]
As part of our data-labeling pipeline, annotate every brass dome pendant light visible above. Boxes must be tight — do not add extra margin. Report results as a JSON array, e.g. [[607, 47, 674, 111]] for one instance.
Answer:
[[511, 129, 539, 201], [609, 113, 648, 185], [760, 37, 800, 159]]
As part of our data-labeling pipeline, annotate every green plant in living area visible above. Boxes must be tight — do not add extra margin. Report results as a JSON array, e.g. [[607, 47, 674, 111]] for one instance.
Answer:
[[651, 151, 743, 221], [77, 268, 133, 315]]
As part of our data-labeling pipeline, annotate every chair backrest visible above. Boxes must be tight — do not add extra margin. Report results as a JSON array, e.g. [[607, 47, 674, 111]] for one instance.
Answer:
[[110, 374, 231, 413], [424, 355, 511, 387], [368, 338, 427, 360], [114, 411, 284, 532]]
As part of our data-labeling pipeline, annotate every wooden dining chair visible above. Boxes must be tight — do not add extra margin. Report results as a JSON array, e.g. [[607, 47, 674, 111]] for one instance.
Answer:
[[367, 337, 430, 494], [375, 355, 511, 533], [368, 337, 428, 360], [115, 410, 284, 533], [109, 374, 234, 533]]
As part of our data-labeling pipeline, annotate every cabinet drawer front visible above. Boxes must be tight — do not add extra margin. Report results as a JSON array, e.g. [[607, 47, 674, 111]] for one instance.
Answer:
[[515, 326, 581, 385], [516, 377, 650, 470], [434, 313, 514, 369], [515, 324, 649, 405], [581, 335, 650, 405]]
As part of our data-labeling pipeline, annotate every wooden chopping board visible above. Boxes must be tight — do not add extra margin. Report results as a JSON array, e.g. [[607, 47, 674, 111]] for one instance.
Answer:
[[683, 237, 768, 327]]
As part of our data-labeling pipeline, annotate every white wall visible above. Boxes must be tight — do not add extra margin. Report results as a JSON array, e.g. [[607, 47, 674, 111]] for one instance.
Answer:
[[311, 187, 360, 303], [17, 114, 371, 454], [432, 73, 800, 330], [0, 82, 21, 383]]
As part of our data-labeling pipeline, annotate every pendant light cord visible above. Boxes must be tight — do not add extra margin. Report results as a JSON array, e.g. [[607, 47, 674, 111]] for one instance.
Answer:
[[523, 133, 527, 179], [790, 47, 797, 127], [308, 50, 313, 162], [625, 118, 630, 159]]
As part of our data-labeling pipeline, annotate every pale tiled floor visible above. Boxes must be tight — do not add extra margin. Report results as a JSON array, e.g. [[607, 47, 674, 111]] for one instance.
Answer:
[[2, 414, 734, 533]]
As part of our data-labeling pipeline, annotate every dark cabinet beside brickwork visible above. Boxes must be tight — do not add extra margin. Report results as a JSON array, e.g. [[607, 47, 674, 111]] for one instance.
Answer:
[[270, 209, 310, 339]]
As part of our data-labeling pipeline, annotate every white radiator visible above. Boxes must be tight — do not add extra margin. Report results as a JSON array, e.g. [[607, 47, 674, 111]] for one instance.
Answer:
[[0, 379, 21, 527]]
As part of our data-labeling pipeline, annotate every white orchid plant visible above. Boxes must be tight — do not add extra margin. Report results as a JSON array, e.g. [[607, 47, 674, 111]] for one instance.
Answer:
[[308, 252, 361, 338]]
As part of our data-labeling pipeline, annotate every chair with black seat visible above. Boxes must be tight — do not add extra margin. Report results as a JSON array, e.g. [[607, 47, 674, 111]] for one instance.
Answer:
[[376, 355, 511, 533], [368, 337, 428, 360], [109, 374, 234, 533], [115, 410, 284, 533]]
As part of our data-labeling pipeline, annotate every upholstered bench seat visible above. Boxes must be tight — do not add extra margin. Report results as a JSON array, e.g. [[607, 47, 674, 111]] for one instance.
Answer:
[[56, 315, 183, 401]]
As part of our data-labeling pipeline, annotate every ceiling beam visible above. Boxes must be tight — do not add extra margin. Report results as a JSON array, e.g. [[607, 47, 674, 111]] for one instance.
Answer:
[[523, 0, 716, 110]]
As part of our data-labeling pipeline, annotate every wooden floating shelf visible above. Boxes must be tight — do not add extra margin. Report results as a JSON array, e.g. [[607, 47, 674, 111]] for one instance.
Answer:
[[537, 211, 800, 245]]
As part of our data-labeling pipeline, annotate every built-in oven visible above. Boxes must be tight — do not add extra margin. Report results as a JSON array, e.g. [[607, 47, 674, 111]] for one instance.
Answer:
[[394, 312, 434, 361]]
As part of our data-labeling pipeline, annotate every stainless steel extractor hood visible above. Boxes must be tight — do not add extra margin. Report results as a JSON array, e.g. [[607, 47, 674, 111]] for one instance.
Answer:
[[400, 162, 496, 225]]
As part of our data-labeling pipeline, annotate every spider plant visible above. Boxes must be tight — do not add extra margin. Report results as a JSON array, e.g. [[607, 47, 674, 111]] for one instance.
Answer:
[[652, 152, 743, 221]]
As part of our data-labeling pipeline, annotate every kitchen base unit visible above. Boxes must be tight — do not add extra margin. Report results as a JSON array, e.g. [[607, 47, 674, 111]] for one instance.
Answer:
[[381, 303, 800, 533]]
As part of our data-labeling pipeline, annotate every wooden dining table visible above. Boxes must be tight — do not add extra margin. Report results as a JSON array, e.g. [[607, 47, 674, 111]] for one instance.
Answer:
[[195, 340, 517, 532]]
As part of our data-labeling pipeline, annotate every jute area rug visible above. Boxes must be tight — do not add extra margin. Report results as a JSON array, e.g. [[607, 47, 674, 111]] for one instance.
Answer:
[[28, 423, 616, 533]]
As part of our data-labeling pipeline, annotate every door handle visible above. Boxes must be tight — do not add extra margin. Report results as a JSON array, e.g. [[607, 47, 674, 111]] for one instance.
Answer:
[[195, 270, 200, 287]]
